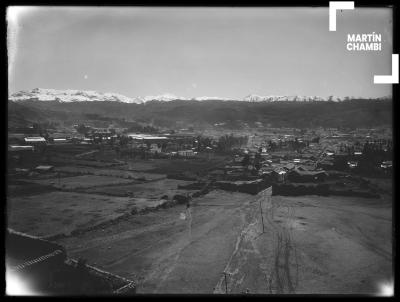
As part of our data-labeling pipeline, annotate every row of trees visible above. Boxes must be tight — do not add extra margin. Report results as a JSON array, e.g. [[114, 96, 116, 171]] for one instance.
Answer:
[[216, 135, 248, 153], [75, 122, 159, 137], [114, 133, 249, 157], [267, 138, 309, 152]]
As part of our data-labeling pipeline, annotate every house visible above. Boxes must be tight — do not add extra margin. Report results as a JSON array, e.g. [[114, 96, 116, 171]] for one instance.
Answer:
[[80, 138, 93, 145], [233, 155, 244, 163], [8, 145, 34, 152], [52, 138, 70, 144], [35, 165, 54, 172], [283, 163, 295, 171], [258, 168, 274, 179], [271, 169, 287, 182], [128, 134, 168, 144], [263, 160, 273, 166], [347, 161, 358, 169], [380, 161, 392, 169], [177, 150, 195, 157], [300, 154, 316, 161], [24, 137, 46, 144], [317, 158, 334, 170], [149, 143, 162, 154], [91, 128, 112, 136]]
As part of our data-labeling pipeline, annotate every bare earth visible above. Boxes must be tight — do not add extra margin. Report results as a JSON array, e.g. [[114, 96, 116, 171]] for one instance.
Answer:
[[8, 192, 137, 237], [54, 189, 392, 294]]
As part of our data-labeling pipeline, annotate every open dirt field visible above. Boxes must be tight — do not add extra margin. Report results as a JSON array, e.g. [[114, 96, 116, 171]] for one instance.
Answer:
[[57, 190, 251, 293], [212, 192, 392, 295], [7, 191, 176, 238], [7, 191, 138, 237], [54, 166, 166, 181], [141, 157, 229, 175], [54, 189, 392, 294], [121, 161, 161, 172], [49, 156, 120, 167]]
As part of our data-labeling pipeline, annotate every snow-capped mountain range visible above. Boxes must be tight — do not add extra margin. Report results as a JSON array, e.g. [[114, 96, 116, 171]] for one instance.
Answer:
[[10, 88, 143, 104], [243, 94, 333, 102], [9, 89, 238, 103], [8, 88, 390, 104]]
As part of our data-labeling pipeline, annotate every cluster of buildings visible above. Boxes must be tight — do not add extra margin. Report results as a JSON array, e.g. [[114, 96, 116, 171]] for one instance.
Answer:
[[223, 151, 327, 184], [8, 123, 392, 174], [7, 124, 203, 162], [219, 126, 392, 185]]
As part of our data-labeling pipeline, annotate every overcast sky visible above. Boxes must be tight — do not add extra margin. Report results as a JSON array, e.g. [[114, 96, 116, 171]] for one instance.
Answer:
[[8, 6, 393, 99]]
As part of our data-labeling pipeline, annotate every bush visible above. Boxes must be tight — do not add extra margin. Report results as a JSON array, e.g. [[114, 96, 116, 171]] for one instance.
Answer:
[[173, 194, 189, 204]]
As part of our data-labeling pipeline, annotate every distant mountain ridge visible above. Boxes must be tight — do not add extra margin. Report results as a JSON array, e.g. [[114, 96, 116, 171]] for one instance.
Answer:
[[10, 88, 143, 104], [243, 94, 333, 102], [9, 88, 390, 104], [8, 95, 392, 131]]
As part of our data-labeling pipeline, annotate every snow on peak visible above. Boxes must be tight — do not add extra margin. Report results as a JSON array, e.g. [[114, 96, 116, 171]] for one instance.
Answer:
[[9, 88, 144, 104], [143, 93, 185, 102], [192, 96, 234, 101], [9, 88, 358, 104], [242, 94, 341, 102]]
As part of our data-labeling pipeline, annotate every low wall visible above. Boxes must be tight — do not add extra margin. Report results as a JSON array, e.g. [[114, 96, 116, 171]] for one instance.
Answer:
[[215, 179, 271, 195], [272, 183, 379, 198], [272, 183, 330, 196]]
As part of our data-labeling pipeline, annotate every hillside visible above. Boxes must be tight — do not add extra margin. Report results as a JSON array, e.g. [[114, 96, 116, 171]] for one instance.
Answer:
[[8, 97, 392, 130]]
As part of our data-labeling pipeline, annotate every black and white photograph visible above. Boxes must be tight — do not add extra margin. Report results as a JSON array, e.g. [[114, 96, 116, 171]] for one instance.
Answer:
[[6, 3, 396, 296]]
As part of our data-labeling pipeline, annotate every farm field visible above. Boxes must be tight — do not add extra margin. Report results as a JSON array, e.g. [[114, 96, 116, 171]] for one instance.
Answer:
[[6, 158, 201, 239], [54, 166, 166, 181], [25, 175, 137, 190]]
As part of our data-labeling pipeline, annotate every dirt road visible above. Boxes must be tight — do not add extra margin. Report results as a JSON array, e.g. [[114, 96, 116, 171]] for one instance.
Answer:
[[214, 190, 392, 294]]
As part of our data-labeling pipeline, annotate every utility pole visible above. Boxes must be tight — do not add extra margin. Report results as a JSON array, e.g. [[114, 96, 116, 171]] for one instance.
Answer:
[[259, 197, 265, 233], [222, 272, 229, 294], [266, 274, 273, 294]]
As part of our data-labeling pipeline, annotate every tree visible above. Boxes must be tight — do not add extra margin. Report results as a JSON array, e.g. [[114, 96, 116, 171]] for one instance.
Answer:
[[242, 154, 250, 167], [254, 152, 262, 170], [77, 124, 89, 135]]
